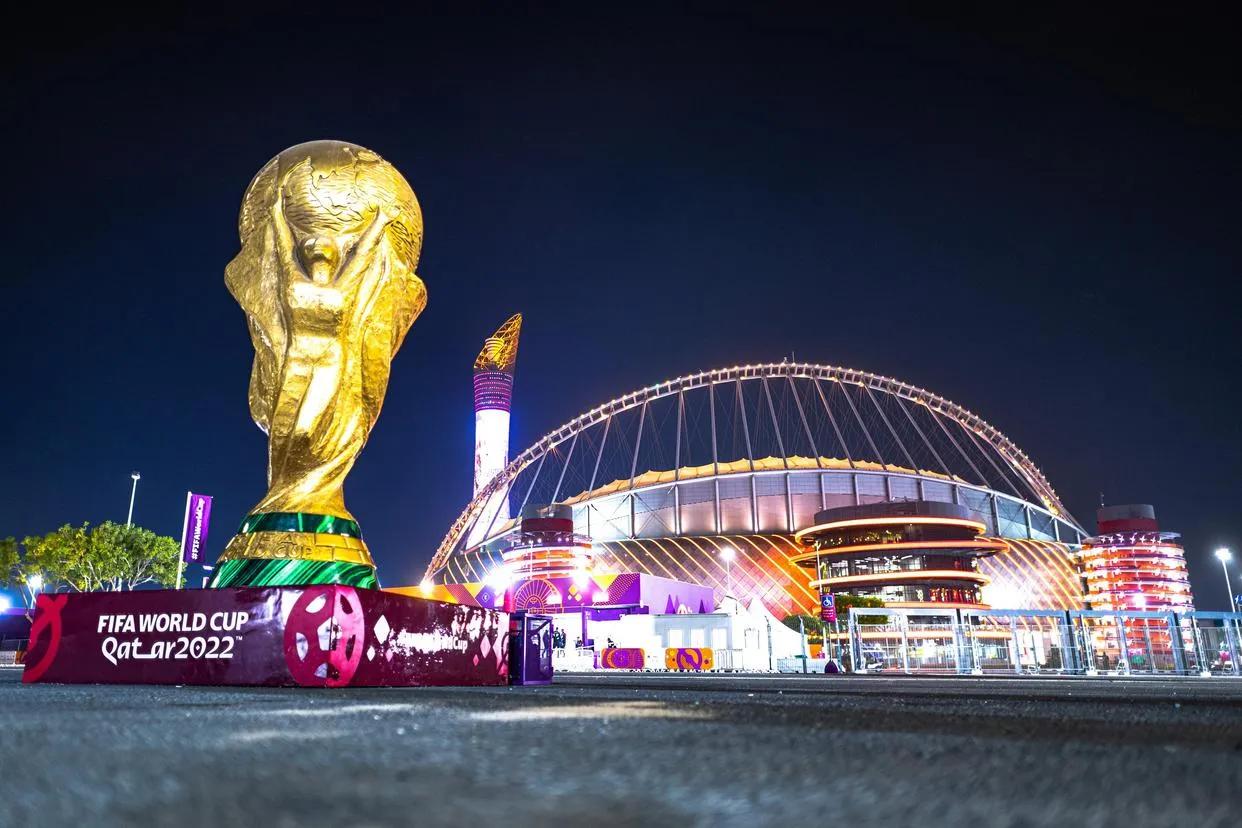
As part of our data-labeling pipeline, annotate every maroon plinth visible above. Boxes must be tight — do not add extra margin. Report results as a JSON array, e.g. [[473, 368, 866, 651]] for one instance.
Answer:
[[21, 586, 510, 687]]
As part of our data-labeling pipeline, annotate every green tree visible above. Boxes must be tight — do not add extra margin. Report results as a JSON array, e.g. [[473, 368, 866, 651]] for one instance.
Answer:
[[93, 522, 181, 590], [22, 523, 94, 592], [1, 536, 18, 584], [1, 536, 29, 603], [782, 614, 826, 643], [784, 595, 891, 667], [18, 522, 182, 592], [783, 594, 889, 638], [834, 593, 888, 625]]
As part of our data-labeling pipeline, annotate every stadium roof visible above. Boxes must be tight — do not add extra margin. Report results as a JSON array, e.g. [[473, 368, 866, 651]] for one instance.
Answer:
[[428, 362, 1079, 577]]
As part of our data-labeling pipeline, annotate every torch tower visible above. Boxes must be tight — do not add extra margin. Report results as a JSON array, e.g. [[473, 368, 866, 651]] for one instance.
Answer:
[[473, 314, 523, 523]]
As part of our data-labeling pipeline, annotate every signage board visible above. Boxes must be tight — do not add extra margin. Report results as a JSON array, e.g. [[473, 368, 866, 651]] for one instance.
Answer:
[[820, 592, 836, 623], [179, 492, 214, 565]]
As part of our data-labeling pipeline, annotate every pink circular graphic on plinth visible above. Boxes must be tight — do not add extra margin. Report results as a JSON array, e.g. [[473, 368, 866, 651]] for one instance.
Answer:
[[22, 593, 68, 683], [283, 586, 366, 687]]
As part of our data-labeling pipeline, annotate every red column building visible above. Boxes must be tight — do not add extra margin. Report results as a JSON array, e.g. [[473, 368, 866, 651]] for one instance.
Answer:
[[1078, 504, 1195, 612]]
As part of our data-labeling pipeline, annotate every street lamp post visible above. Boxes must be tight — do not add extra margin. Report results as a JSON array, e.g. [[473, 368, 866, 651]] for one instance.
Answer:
[[1215, 548, 1237, 614], [720, 546, 736, 613], [127, 472, 141, 527], [27, 573, 43, 609]]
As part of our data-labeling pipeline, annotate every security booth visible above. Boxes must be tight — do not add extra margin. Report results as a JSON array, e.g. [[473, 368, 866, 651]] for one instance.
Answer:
[[509, 611, 553, 685]]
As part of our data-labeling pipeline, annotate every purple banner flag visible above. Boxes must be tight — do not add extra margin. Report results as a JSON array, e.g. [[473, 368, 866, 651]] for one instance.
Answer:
[[180, 492, 213, 564]]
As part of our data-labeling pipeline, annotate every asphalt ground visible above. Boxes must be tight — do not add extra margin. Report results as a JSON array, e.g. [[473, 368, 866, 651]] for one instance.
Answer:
[[2, 669, 1241, 827]]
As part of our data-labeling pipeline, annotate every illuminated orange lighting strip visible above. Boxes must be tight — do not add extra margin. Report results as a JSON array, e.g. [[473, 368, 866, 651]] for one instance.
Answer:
[[501, 549, 592, 562], [1003, 539, 1067, 610], [614, 539, 664, 582], [809, 570, 990, 588], [1087, 553, 1192, 566], [789, 538, 1006, 564], [596, 540, 641, 577], [1041, 540, 1087, 609], [766, 533, 829, 609], [1018, 541, 1078, 613], [732, 534, 818, 609], [702, 536, 771, 603], [765, 534, 822, 609], [851, 630, 966, 640], [1047, 540, 1082, 579], [716, 535, 788, 604], [1012, 539, 1067, 610], [794, 515, 987, 541], [964, 629, 1028, 639], [1004, 539, 1078, 612], [655, 538, 721, 590], [736, 537, 813, 616], [700, 538, 765, 603], [501, 542, 592, 555], [647, 537, 713, 587], [1038, 539, 1085, 611], [663, 536, 729, 593], [593, 544, 630, 576], [690, 537, 764, 600], [982, 544, 1030, 608], [615, 539, 682, 584]]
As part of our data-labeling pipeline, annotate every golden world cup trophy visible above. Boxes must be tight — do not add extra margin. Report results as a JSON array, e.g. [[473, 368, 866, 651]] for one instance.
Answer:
[[211, 141, 426, 588]]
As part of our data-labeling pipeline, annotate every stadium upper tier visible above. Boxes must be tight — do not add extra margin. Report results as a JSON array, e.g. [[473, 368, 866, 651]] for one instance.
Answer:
[[428, 363, 1086, 588]]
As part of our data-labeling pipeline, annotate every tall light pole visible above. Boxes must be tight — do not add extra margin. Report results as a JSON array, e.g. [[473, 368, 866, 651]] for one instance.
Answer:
[[27, 574, 43, 608], [126, 472, 141, 526], [720, 546, 736, 613], [1216, 548, 1237, 613]]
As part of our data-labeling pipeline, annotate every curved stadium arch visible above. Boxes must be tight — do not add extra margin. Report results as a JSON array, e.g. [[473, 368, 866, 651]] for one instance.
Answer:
[[426, 362, 1087, 615]]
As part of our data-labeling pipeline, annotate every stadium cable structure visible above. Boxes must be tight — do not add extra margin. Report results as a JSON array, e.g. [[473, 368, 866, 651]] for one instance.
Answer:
[[427, 363, 1085, 602]]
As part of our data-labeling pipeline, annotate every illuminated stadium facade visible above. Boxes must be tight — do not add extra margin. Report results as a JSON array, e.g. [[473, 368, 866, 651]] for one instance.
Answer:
[[426, 363, 1088, 617]]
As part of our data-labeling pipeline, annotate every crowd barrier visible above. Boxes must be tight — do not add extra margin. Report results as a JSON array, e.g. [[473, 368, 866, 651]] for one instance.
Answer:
[[558, 646, 728, 672], [665, 647, 713, 671], [847, 607, 1242, 677]]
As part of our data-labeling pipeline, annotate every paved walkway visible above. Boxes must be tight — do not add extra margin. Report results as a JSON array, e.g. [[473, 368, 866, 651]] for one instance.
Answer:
[[2, 669, 1240, 826]]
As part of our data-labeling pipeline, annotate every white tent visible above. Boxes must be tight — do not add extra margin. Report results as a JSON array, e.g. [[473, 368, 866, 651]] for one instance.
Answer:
[[648, 594, 807, 671]]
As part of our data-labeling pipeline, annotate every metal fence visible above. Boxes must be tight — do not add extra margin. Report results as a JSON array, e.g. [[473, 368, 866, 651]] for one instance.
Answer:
[[848, 607, 1242, 677]]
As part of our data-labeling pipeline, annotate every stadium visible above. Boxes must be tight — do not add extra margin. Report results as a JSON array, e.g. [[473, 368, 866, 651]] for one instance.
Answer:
[[423, 362, 1088, 617]]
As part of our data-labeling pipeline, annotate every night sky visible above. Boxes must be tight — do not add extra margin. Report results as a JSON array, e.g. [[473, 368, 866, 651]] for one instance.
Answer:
[[4, 8, 1238, 607]]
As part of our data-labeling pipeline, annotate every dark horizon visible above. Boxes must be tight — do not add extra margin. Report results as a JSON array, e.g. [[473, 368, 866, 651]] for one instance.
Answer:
[[3, 8, 1239, 607]]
